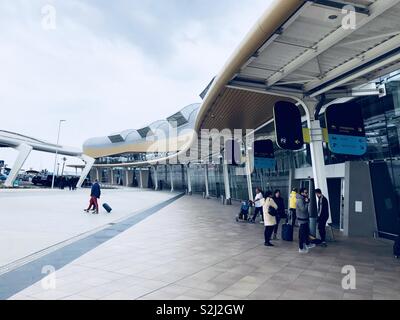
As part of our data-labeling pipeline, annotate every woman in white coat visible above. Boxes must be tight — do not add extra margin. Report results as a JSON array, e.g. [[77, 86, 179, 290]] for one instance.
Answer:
[[262, 191, 278, 247]]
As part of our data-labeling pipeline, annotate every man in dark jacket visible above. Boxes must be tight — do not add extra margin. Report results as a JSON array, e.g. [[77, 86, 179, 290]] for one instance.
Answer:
[[84, 180, 101, 214], [272, 189, 285, 240], [316, 189, 330, 247]]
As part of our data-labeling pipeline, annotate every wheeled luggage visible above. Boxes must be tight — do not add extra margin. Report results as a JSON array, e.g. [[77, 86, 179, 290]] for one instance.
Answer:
[[103, 203, 112, 213], [282, 223, 293, 242]]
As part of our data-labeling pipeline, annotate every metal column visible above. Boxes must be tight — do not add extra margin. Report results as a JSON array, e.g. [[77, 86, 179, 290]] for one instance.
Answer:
[[153, 166, 159, 191], [187, 165, 192, 195], [204, 165, 210, 199], [245, 156, 254, 201], [302, 99, 332, 225], [169, 166, 174, 192], [223, 162, 231, 205]]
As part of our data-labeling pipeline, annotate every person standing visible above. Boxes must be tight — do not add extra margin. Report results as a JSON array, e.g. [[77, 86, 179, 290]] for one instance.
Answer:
[[316, 189, 330, 247], [250, 188, 264, 223], [297, 188, 316, 253], [263, 191, 278, 247], [272, 189, 285, 240], [84, 179, 101, 214], [289, 188, 298, 226]]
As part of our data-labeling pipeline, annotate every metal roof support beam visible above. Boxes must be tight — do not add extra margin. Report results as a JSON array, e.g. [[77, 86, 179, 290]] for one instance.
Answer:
[[309, 50, 400, 97], [309, 0, 370, 15], [266, 0, 400, 88]]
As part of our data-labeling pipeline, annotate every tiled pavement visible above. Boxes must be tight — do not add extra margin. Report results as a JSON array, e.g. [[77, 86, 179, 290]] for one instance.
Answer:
[[6, 195, 400, 300]]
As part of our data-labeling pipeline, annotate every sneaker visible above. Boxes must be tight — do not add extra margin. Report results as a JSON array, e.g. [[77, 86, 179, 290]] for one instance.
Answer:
[[259, 221, 264, 224], [272, 234, 278, 240], [299, 248, 309, 254], [320, 242, 328, 247], [306, 244, 316, 250], [264, 242, 274, 247], [83, 209, 89, 213]]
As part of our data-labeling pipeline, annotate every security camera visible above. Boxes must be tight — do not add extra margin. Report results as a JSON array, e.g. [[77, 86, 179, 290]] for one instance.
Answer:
[[377, 84, 386, 98]]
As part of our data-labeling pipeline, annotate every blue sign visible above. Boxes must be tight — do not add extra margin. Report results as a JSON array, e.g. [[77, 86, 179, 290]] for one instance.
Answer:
[[254, 140, 276, 169], [254, 157, 276, 169], [325, 102, 367, 156], [328, 134, 367, 156]]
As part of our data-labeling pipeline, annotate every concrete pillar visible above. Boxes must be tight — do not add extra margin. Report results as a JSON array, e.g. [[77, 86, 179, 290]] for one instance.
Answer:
[[153, 166, 159, 191], [169, 166, 174, 192], [76, 155, 95, 188], [187, 165, 192, 195], [223, 162, 231, 205], [96, 168, 100, 181], [301, 98, 332, 224], [204, 165, 210, 199], [5, 143, 32, 187]]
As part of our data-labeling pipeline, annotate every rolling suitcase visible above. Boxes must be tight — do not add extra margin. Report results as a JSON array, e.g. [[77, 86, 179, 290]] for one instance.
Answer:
[[394, 236, 400, 259], [282, 223, 293, 242], [103, 203, 112, 213]]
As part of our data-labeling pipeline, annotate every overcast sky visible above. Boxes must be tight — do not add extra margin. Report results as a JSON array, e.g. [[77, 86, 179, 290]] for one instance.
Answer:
[[0, 0, 272, 171]]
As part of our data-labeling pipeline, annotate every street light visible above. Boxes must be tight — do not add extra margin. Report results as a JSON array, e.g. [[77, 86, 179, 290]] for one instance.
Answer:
[[51, 120, 66, 189]]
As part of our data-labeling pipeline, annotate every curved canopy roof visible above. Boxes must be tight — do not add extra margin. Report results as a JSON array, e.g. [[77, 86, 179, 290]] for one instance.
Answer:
[[83, 103, 201, 159], [84, 0, 400, 166]]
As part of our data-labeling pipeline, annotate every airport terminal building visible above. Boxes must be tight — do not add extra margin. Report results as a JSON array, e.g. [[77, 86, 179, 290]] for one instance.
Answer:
[[83, 0, 400, 241]]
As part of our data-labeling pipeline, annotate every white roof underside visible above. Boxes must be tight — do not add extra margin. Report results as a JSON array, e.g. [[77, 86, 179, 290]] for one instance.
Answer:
[[234, 0, 400, 96]]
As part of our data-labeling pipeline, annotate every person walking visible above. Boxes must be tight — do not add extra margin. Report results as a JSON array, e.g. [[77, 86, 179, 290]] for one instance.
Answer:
[[316, 189, 330, 247], [297, 188, 316, 253], [272, 189, 285, 240], [250, 187, 264, 224], [84, 179, 101, 214], [289, 188, 298, 226], [263, 191, 278, 247]]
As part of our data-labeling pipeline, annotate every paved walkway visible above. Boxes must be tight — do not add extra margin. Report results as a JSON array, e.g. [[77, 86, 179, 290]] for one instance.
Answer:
[[0, 188, 176, 267], [5, 195, 400, 300]]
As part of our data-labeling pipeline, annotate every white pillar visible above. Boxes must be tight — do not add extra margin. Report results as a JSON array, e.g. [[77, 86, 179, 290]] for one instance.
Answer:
[[96, 168, 100, 181], [169, 166, 174, 192], [139, 169, 143, 188], [204, 165, 210, 199], [4, 143, 32, 187], [245, 156, 254, 201], [223, 162, 231, 204], [301, 98, 332, 224], [153, 166, 159, 191], [125, 169, 129, 187], [76, 155, 95, 188], [110, 168, 114, 185], [187, 165, 192, 195]]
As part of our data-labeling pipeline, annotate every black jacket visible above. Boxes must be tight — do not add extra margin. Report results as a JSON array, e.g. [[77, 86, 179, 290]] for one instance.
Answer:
[[273, 196, 285, 218], [317, 196, 329, 221]]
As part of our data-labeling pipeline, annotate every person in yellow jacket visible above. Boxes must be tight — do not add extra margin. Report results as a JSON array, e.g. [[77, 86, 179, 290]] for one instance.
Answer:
[[263, 191, 278, 247], [289, 188, 298, 226]]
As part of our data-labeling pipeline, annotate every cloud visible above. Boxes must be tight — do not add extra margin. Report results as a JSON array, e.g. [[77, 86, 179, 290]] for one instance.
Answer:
[[0, 0, 271, 170]]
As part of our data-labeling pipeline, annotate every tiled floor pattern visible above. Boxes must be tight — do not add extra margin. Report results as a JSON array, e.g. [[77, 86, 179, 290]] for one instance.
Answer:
[[8, 196, 400, 300]]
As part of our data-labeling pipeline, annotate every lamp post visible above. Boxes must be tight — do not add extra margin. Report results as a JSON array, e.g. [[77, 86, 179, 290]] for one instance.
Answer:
[[51, 120, 66, 189]]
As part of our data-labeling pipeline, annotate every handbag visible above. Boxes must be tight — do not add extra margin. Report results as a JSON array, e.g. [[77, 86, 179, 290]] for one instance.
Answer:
[[268, 205, 277, 217]]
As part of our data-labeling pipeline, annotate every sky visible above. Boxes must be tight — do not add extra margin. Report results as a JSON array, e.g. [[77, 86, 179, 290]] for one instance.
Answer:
[[0, 0, 272, 172]]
